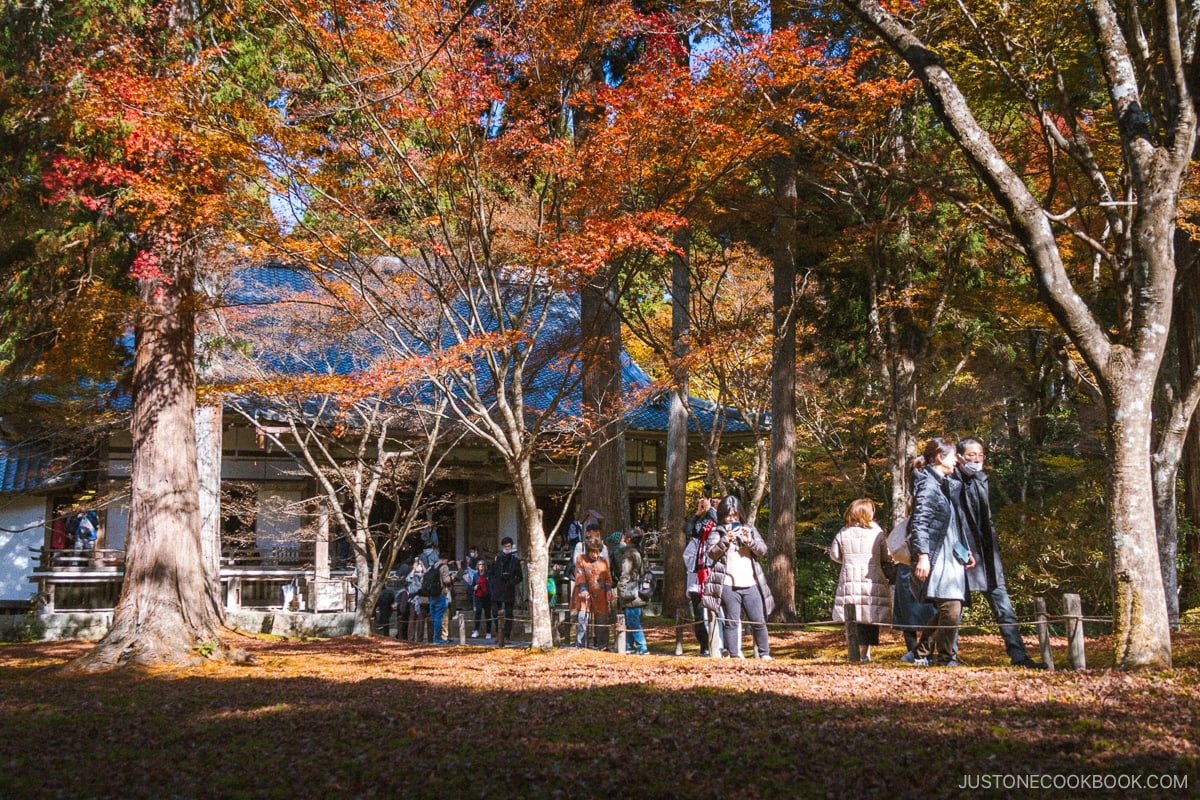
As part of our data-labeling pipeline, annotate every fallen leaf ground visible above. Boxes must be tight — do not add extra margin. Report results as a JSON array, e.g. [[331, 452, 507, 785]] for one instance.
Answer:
[[1, 625, 1197, 799]]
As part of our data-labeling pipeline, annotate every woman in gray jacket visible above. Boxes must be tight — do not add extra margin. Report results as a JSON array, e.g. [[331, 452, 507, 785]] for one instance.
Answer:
[[701, 495, 775, 659]]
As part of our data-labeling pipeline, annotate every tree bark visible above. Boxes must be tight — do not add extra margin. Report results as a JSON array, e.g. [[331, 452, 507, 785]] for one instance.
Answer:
[[767, 151, 798, 622], [69, 240, 224, 670], [579, 274, 630, 535], [885, 352, 919, 523], [1180, 234, 1200, 608], [1153, 232, 1200, 627], [662, 231, 690, 618], [1109, 371, 1174, 666], [1152, 447, 1181, 629], [512, 458, 553, 649]]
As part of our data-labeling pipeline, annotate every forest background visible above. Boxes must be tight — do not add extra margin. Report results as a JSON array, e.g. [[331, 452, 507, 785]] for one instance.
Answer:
[[3, 0, 1200, 669]]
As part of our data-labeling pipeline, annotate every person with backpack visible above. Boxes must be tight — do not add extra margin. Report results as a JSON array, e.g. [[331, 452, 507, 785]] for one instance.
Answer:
[[404, 560, 428, 641], [617, 529, 650, 655], [683, 496, 717, 656], [701, 495, 774, 660], [75, 510, 98, 550], [490, 537, 521, 646], [424, 555, 453, 645]]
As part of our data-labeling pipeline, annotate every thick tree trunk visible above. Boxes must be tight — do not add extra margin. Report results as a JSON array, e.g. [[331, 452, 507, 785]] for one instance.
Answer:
[[69, 242, 224, 670], [886, 353, 918, 524], [579, 275, 630, 534], [1108, 373, 1173, 667], [1178, 234, 1200, 609], [767, 152, 798, 622], [351, 525, 373, 636], [1152, 452, 1181, 629], [512, 459, 552, 649], [662, 234, 690, 617]]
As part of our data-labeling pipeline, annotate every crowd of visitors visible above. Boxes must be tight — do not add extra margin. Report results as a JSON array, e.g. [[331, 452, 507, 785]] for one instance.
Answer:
[[371, 435, 1044, 667]]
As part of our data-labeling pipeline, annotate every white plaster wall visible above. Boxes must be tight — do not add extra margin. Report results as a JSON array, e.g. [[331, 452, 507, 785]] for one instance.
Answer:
[[497, 494, 519, 548], [0, 496, 45, 602]]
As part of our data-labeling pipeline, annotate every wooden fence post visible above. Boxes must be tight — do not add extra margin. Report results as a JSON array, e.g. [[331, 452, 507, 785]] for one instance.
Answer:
[[616, 615, 627, 654], [845, 603, 861, 663], [675, 609, 684, 656], [457, 611, 466, 646], [1035, 597, 1055, 672], [1064, 593, 1086, 670], [708, 609, 722, 658]]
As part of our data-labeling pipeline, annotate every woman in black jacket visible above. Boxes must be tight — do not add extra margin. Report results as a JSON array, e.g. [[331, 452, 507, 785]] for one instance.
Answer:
[[908, 437, 975, 666]]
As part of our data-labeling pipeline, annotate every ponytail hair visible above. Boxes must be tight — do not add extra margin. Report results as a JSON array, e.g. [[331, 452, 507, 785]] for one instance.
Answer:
[[913, 437, 957, 470]]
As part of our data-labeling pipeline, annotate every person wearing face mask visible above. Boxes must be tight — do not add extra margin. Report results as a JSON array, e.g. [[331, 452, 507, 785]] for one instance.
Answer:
[[953, 438, 1045, 669], [491, 536, 521, 646]]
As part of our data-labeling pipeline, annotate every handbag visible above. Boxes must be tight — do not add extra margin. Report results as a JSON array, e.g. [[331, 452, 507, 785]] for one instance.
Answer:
[[886, 516, 912, 565]]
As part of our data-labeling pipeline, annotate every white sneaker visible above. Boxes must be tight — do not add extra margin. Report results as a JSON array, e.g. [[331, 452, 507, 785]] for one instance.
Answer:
[[759, 655, 773, 661], [485, 633, 493, 640], [469, 631, 479, 638]]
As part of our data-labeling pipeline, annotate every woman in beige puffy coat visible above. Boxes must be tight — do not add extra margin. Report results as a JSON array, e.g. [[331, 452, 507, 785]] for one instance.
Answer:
[[831, 498, 893, 662], [701, 495, 775, 659]]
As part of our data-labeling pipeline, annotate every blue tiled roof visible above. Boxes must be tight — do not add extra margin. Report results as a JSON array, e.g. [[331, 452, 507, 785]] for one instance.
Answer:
[[0, 440, 79, 494], [220, 264, 761, 436]]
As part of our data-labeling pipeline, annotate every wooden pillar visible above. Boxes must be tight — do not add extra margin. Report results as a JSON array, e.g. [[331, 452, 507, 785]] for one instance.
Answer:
[[226, 576, 241, 612], [1064, 593, 1086, 670], [1035, 597, 1055, 671], [455, 499, 467, 562], [315, 501, 330, 581], [845, 603, 861, 662], [708, 610, 722, 658]]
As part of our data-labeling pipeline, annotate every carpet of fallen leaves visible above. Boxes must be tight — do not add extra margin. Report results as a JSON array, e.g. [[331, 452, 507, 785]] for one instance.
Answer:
[[1, 625, 1198, 799]]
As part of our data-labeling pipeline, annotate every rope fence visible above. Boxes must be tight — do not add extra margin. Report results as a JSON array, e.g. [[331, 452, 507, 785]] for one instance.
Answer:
[[377, 591, 1199, 670]]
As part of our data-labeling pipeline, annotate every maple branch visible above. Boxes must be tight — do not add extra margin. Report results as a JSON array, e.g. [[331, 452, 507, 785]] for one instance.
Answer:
[[840, 0, 1115, 384]]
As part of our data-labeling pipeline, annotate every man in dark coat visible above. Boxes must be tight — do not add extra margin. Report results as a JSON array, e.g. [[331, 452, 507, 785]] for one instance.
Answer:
[[954, 438, 1044, 668], [490, 536, 521, 646]]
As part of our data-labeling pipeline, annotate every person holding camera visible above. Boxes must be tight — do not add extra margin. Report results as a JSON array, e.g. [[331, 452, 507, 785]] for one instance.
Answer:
[[701, 495, 774, 660], [908, 437, 975, 666]]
